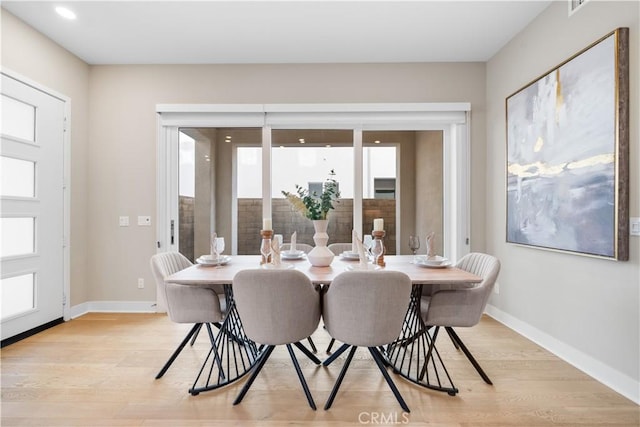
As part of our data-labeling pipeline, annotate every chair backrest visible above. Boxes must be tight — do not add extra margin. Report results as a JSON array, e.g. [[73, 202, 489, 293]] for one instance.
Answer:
[[150, 252, 193, 312], [424, 252, 500, 328], [150, 252, 224, 324], [281, 243, 314, 254], [233, 269, 321, 345], [327, 243, 353, 256], [323, 271, 412, 347]]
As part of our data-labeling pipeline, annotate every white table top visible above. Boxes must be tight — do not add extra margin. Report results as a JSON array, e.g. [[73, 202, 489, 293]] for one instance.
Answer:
[[166, 255, 481, 286]]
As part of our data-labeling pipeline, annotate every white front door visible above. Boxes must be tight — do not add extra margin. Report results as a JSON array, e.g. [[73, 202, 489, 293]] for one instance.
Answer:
[[1, 73, 66, 341]]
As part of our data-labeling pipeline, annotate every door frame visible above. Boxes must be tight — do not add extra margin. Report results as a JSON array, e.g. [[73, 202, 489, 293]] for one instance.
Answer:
[[155, 102, 471, 261], [1, 68, 71, 323]]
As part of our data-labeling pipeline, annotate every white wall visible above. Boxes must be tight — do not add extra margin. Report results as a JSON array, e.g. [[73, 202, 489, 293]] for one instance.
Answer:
[[485, 0, 639, 402]]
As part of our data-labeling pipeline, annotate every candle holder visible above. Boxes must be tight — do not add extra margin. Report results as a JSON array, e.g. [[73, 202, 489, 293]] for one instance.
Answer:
[[260, 229, 273, 265], [371, 230, 386, 267]]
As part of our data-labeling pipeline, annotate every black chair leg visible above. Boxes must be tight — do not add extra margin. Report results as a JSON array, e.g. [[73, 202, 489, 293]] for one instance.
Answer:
[[446, 327, 492, 385], [156, 323, 202, 379], [205, 323, 225, 380], [306, 336, 318, 353], [324, 346, 357, 410], [287, 344, 317, 410], [322, 343, 350, 366], [445, 327, 460, 350], [369, 347, 410, 413], [233, 345, 275, 405], [326, 338, 336, 353], [293, 341, 322, 365], [190, 323, 203, 346]]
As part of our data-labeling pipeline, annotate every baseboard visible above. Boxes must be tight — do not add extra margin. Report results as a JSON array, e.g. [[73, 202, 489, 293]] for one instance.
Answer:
[[69, 301, 158, 319], [485, 304, 639, 405]]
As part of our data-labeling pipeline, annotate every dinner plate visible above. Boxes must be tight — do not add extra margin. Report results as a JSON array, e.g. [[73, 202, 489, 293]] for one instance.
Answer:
[[281, 251, 306, 260], [261, 262, 295, 270], [340, 251, 361, 260], [415, 260, 452, 269], [415, 255, 448, 266], [196, 255, 231, 266], [345, 264, 381, 271]]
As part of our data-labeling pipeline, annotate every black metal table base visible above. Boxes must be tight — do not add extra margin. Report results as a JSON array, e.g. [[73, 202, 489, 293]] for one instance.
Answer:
[[385, 285, 459, 396], [189, 286, 260, 395]]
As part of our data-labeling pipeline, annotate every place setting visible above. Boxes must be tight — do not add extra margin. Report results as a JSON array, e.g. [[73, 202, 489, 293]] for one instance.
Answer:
[[196, 234, 230, 267]]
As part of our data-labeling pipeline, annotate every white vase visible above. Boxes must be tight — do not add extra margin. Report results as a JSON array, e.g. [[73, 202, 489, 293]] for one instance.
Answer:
[[307, 219, 334, 267]]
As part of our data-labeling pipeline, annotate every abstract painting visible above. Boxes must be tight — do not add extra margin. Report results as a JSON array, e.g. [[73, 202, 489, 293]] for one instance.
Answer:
[[506, 28, 629, 260]]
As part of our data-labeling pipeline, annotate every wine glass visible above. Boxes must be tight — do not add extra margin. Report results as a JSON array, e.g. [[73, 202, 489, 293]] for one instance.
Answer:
[[370, 238, 384, 267], [408, 235, 420, 262], [215, 237, 225, 265], [260, 238, 272, 265]]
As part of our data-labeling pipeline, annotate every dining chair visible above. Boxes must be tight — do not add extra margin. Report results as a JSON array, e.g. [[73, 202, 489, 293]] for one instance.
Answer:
[[150, 252, 226, 379], [327, 242, 353, 256], [281, 243, 314, 253], [419, 252, 500, 386], [322, 270, 412, 412], [232, 269, 322, 409]]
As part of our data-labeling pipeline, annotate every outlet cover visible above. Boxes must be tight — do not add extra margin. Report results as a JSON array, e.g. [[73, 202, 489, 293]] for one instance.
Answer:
[[138, 216, 151, 226], [119, 216, 129, 226], [630, 217, 640, 236]]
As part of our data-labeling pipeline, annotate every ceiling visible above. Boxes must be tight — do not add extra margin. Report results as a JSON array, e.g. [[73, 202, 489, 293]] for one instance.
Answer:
[[3, 1, 551, 65]]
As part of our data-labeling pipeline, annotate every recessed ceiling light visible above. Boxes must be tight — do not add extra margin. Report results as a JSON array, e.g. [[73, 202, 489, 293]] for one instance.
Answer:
[[299, 139, 305, 144], [374, 140, 381, 144], [55, 6, 77, 20], [325, 144, 331, 148]]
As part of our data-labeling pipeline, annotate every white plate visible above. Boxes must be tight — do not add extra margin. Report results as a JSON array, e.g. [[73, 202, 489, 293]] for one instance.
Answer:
[[345, 264, 381, 271], [261, 262, 295, 270], [340, 251, 361, 260], [415, 255, 448, 266], [281, 251, 306, 260], [196, 255, 231, 266], [415, 260, 452, 269]]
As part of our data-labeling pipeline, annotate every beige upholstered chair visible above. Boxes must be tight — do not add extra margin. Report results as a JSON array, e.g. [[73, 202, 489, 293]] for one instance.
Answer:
[[322, 271, 412, 412], [150, 252, 225, 379], [327, 243, 353, 256], [281, 243, 314, 253], [420, 252, 500, 385], [232, 269, 322, 409]]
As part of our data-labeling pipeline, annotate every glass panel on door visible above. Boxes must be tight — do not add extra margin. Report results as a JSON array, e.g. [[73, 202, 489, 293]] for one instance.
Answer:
[[1, 273, 35, 319], [1, 95, 36, 142], [1, 217, 35, 257], [1, 156, 36, 198], [272, 129, 354, 249]]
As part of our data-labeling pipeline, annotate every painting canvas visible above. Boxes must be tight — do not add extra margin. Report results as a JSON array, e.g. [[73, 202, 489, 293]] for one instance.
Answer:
[[506, 28, 629, 260]]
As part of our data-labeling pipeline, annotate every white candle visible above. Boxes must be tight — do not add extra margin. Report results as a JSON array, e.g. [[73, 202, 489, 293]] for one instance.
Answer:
[[263, 218, 272, 230], [373, 218, 384, 231]]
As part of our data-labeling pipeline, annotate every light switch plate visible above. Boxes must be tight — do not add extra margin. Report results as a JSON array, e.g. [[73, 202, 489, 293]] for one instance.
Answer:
[[119, 216, 129, 227], [630, 217, 640, 236], [138, 216, 151, 226]]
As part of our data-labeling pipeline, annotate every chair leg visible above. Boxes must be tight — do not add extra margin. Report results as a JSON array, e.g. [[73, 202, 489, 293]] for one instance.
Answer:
[[445, 327, 460, 350], [233, 345, 275, 405], [287, 344, 317, 410], [324, 346, 357, 410], [306, 336, 318, 353], [369, 347, 410, 413], [445, 327, 492, 385], [326, 338, 336, 353], [156, 323, 202, 379], [293, 341, 322, 365], [190, 323, 203, 346], [205, 323, 225, 380], [322, 343, 350, 366]]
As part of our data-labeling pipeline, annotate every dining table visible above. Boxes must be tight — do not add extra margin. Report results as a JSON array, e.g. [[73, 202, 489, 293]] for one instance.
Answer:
[[165, 254, 481, 396]]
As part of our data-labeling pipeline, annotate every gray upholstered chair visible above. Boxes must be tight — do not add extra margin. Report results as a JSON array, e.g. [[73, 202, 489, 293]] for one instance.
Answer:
[[281, 243, 314, 253], [327, 242, 353, 256], [150, 252, 225, 379], [420, 252, 500, 385], [232, 269, 322, 409], [322, 271, 412, 412]]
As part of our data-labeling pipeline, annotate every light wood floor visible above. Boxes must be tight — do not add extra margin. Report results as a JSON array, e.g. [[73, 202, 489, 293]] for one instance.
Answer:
[[1, 313, 638, 426]]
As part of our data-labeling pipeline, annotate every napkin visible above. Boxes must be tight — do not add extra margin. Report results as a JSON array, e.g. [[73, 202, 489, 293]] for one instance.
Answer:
[[426, 232, 435, 259], [271, 238, 281, 266], [210, 232, 217, 258], [353, 230, 368, 268], [352, 229, 357, 253], [290, 231, 297, 252]]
